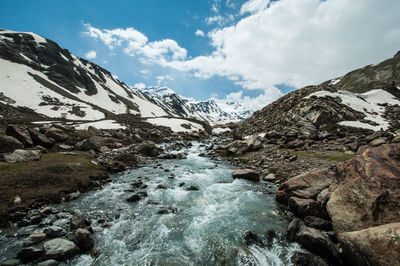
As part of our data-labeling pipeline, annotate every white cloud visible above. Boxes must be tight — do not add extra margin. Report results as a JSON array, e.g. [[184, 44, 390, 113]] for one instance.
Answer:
[[133, 82, 146, 89], [140, 69, 151, 75], [221, 87, 283, 111], [240, 0, 270, 15], [167, 0, 400, 91], [156, 75, 174, 85], [195, 29, 205, 37], [84, 0, 400, 108], [206, 15, 224, 25], [85, 50, 97, 59], [83, 24, 187, 65]]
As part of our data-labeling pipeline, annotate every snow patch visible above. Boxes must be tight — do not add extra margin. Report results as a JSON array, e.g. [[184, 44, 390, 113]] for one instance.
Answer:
[[306, 89, 400, 131], [329, 78, 341, 85], [74, 120, 126, 130], [59, 52, 69, 62], [0, 30, 47, 44], [146, 117, 204, 133], [212, 127, 231, 135]]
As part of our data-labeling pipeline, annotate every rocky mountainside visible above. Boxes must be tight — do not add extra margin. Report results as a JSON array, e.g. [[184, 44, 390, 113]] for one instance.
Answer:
[[238, 52, 400, 138], [0, 30, 207, 125], [139, 86, 253, 124]]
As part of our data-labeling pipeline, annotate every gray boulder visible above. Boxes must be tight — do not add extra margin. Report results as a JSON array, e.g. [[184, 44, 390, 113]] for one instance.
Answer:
[[28, 128, 54, 148], [43, 238, 79, 261], [296, 226, 340, 263], [44, 226, 66, 238], [0, 135, 24, 153], [6, 125, 33, 147], [3, 149, 41, 163], [45, 127, 68, 142], [17, 246, 43, 263], [75, 139, 97, 151], [72, 228, 94, 251]]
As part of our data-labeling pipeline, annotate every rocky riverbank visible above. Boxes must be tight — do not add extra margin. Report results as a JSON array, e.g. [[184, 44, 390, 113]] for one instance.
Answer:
[[208, 128, 400, 265]]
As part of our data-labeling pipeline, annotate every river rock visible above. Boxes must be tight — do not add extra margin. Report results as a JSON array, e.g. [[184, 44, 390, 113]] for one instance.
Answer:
[[43, 238, 79, 261], [17, 246, 43, 263], [288, 197, 326, 219], [44, 226, 66, 238], [286, 218, 301, 242], [0, 135, 24, 153], [37, 259, 58, 266], [232, 169, 260, 182], [135, 142, 162, 157], [3, 149, 41, 163], [28, 128, 54, 148], [70, 213, 91, 230], [243, 231, 263, 246], [290, 251, 329, 266], [338, 222, 400, 266], [0, 259, 20, 266], [327, 144, 400, 233], [24, 233, 47, 246], [304, 216, 332, 231], [72, 228, 94, 251], [296, 226, 340, 263], [126, 194, 141, 202], [276, 168, 334, 205], [6, 125, 33, 147]]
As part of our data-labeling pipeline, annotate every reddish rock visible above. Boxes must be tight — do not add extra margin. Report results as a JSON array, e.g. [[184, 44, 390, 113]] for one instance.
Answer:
[[338, 222, 400, 266], [327, 144, 400, 233], [276, 168, 334, 205], [288, 197, 326, 219], [232, 169, 260, 182]]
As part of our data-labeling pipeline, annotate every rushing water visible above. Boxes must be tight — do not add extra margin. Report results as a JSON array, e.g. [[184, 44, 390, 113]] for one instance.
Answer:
[[1, 142, 301, 265]]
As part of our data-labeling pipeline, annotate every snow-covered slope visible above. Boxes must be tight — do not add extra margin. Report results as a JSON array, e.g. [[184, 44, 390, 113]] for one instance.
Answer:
[[0, 30, 200, 122]]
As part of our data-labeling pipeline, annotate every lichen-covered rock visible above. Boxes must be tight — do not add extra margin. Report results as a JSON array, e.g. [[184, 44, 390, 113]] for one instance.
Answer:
[[338, 222, 400, 266], [327, 144, 400, 232]]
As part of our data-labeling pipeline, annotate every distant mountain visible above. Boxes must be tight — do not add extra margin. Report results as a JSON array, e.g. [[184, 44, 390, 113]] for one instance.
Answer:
[[138, 86, 253, 124], [238, 52, 400, 137]]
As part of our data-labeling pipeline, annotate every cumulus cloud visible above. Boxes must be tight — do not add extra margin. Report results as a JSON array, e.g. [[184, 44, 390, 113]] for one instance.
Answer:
[[240, 0, 270, 15], [195, 29, 205, 37], [168, 0, 400, 90], [219, 87, 283, 111], [85, 50, 97, 59], [83, 24, 187, 65], [133, 82, 146, 89], [83, 0, 400, 108]]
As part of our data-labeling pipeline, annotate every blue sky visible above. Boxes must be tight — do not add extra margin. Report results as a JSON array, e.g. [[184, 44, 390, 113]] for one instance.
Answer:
[[1, 0, 399, 110]]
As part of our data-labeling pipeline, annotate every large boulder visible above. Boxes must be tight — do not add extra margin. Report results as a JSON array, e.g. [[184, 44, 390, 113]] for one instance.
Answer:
[[72, 228, 94, 251], [296, 225, 341, 263], [75, 138, 97, 151], [232, 169, 260, 182], [327, 144, 400, 233], [276, 168, 334, 205], [338, 222, 400, 266], [0, 135, 24, 153], [43, 238, 79, 261], [6, 125, 33, 147], [44, 226, 66, 238], [225, 135, 263, 155], [17, 246, 43, 263], [28, 128, 54, 148], [288, 197, 327, 219], [45, 127, 68, 142], [135, 142, 162, 157], [3, 149, 41, 163]]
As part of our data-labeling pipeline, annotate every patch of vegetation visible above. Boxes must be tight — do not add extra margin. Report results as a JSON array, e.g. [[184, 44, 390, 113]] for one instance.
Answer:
[[321, 154, 355, 162], [0, 152, 107, 219], [269, 168, 279, 174]]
